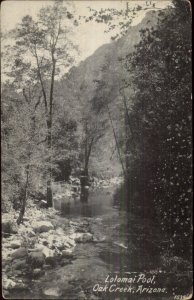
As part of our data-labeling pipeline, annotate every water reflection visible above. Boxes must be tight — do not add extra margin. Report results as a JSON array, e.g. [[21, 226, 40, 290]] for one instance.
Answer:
[[58, 183, 156, 272], [61, 201, 71, 215], [112, 183, 162, 271], [58, 187, 115, 218], [80, 186, 89, 202]]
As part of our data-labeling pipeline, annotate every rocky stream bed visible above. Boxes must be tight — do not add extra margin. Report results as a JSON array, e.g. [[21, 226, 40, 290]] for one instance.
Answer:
[[2, 178, 192, 299], [2, 178, 122, 299]]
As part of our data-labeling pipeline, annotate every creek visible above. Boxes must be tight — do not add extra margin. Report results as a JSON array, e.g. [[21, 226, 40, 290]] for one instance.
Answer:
[[9, 185, 135, 299], [8, 184, 191, 299]]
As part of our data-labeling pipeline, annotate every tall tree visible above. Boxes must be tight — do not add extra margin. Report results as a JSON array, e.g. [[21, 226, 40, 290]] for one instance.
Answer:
[[4, 1, 78, 207], [78, 82, 108, 185], [1, 82, 43, 219]]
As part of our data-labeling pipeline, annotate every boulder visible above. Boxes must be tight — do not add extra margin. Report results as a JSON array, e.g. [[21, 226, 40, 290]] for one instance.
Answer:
[[55, 228, 65, 235], [69, 176, 80, 185], [26, 229, 36, 238], [32, 221, 54, 233], [38, 200, 47, 208], [3, 278, 16, 290], [12, 258, 26, 270], [61, 250, 74, 258], [33, 268, 44, 276], [27, 251, 45, 268], [93, 235, 106, 243], [30, 190, 46, 200], [45, 256, 56, 266], [29, 244, 44, 252], [41, 246, 54, 259], [53, 241, 65, 251], [43, 287, 62, 297], [10, 240, 21, 249], [14, 282, 28, 290], [30, 244, 55, 258], [11, 247, 28, 260], [74, 233, 93, 243], [2, 217, 18, 236]]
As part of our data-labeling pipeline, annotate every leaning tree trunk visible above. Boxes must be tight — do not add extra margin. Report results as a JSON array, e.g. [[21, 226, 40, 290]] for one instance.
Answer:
[[107, 103, 126, 176], [46, 118, 53, 207], [46, 56, 56, 208], [17, 165, 29, 225]]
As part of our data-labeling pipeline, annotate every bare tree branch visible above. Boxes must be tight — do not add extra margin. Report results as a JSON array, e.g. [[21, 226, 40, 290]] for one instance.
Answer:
[[34, 45, 48, 112]]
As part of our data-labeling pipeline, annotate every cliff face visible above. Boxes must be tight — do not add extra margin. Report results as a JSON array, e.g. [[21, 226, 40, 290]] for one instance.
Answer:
[[59, 10, 160, 177], [64, 10, 159, 90]]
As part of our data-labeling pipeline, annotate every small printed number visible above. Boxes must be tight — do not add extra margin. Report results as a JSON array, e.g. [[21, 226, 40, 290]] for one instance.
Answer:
[[174, 296, 184, 300]]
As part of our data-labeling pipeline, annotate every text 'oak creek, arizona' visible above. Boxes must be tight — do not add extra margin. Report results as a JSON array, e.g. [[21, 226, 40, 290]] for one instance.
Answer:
[[93, 273, 167, 294]]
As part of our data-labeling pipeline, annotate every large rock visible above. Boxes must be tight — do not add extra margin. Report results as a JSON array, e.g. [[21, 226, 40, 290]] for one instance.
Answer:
[[30, 244, 55, 258], [32, 221, 54, 233], [73, 232, 93, 243], [41, 246, 55, 259], [55, 228, 66, 235], [14, 281, 28, 290], [10, 240, 21, 249], [11, 247, 28, 260], [2, 216, 18, 236], [61, 249, 74, 258], [35, 246, 56, 266], [69, 176, 80, 185], [43, 287, 62, 297], [38, 200, 47, 208], [33, 268, 44, 276], [12, 258, 26, 270], [93, 235, 106, 243], [52, 241, 65, 251], [27, 251, 45, 268], [3, 278, 16, 290], [26, 228, 36, 237]]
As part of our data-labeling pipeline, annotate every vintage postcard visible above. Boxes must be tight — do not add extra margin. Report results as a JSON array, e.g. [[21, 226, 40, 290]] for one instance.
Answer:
[[1, 0, 192, 299]]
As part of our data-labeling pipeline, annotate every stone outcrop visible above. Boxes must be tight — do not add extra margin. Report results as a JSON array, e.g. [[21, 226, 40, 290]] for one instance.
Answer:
[[32, 221, 54, 233]]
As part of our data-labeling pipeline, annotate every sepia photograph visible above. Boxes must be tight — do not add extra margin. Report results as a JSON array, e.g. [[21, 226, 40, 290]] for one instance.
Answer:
[[1, 0, 192, 299]]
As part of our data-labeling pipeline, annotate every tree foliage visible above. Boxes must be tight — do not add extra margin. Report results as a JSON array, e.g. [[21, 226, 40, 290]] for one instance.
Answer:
[[3, 1, 79, 208], [123, 0, 192, 258]]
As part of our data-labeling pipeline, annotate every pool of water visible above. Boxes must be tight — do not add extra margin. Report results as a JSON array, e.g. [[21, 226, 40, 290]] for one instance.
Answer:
[[8, 185, 192, 299]]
